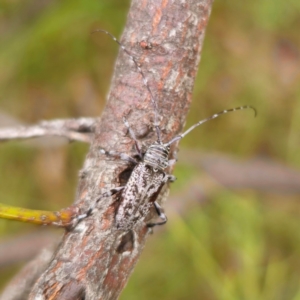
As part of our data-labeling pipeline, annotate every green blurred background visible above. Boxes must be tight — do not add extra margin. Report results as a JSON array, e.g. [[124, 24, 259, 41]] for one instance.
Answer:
[[1, 0, 300, 299]]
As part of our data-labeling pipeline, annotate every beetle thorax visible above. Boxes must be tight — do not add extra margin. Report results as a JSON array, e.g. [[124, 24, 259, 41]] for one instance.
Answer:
[[143, 142, 170, 171]]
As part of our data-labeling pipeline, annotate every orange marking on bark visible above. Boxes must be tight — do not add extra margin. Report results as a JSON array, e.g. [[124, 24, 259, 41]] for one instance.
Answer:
[[162, 0, 168, 8], [174, 66, 184, 91], [152, 8, 162, 34], [141, 0, 147, 8], [80, 189, 88, 200], [158, 60, 173, 90], [101, 206, 115, 230]]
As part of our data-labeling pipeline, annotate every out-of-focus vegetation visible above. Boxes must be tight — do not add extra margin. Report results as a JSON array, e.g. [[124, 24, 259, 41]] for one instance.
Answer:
[[0, 0, 300, 299]]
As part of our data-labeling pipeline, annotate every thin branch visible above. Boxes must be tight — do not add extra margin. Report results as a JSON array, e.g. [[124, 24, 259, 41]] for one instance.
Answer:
[[0, 117, 97, 143], [0, 245, 58, 300], [180, 150, 300, 194], [0, 231, 58, 270]]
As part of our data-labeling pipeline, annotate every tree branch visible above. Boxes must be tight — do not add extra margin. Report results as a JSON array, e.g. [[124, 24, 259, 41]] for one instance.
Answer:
[[3, 0, 214, 299], [0, 246, 56, 300], [0, 117, 96, 143]]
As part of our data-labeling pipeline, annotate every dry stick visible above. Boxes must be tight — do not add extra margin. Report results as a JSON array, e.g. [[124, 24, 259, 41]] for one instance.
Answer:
[[1, 1, 214, 299], [0, 245, 57, 300], [0, 231, 59, 270], [0, 117, 96, 143], [183, 151, 300, 194]]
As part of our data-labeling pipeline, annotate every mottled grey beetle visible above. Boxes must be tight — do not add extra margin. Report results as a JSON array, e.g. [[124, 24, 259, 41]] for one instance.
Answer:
[[77, 30, 256, 231]]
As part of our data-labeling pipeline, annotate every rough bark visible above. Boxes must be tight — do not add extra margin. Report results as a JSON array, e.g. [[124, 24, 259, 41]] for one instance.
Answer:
[[3, 0, 214, 299]]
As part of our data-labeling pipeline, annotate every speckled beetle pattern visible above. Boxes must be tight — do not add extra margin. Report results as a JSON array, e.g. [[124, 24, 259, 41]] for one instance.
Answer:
[[77, 30, 256, 231]]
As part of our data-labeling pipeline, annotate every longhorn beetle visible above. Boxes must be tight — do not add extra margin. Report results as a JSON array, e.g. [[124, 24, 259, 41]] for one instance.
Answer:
[[0, 30, 256, 229], [75, 30, 257, 231]]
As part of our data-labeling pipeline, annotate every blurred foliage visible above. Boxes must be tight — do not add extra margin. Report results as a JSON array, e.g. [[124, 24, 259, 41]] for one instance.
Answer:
[[0, 0, 300, 299]]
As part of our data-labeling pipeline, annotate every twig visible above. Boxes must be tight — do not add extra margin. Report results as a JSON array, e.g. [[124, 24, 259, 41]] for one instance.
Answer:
[[0, 117, 97, 143], [0, 230, 59, 270], [0, 245, 58, 300], [180, 150, 300, 194]]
